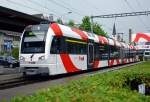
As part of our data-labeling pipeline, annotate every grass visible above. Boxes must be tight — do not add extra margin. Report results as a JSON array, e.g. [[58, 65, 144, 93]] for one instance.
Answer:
[[8, 61, 150, 102]]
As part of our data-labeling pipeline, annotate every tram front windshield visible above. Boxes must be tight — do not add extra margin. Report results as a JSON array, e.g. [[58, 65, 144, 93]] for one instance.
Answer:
[[21, 24, 48, 54]]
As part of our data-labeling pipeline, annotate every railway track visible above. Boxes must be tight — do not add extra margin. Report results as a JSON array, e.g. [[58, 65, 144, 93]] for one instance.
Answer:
[[0, 75, 50, 90], [0, 61, 142, 90], [0, 77, 26, 89]]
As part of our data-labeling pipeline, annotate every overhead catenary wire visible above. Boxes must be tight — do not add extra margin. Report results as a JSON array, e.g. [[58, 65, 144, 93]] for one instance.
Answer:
[[26, 0, 65, 21], [56, 0, 87, 16], [86, 0, 106, 15], [47, 0, 84, 17], [6, 0, 73, 22], [26, 0, 58, 15], [135, 0, 150, 28], [123, 0, 149, 31], [85, 0, 124, 37], [6, 0, 52, 15], [46, 0, 83, 23], [135, 0, 143, 10]]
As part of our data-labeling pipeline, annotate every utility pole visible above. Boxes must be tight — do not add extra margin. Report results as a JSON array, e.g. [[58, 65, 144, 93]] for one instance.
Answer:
[[129, 29, 132, 43]]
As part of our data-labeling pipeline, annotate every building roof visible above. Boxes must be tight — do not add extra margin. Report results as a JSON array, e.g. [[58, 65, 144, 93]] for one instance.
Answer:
[[0, 6, 48, 32], [0, 30, 20, 37]]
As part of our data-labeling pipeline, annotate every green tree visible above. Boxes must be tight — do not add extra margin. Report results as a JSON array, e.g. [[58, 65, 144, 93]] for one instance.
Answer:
[[79, 16, 107, 37], [68, 20, 75, 27], [79, 16, 91, 31], [12, 47, 19, 60], [93, 23, 107, 36], [56, 18, 63, 24]]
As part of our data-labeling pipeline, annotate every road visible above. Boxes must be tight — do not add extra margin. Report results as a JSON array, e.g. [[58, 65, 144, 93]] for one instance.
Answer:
[[0, 62, 142, 101]]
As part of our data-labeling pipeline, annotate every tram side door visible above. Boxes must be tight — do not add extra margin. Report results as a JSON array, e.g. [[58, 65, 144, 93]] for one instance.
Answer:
[[87, 43, 94, 69]]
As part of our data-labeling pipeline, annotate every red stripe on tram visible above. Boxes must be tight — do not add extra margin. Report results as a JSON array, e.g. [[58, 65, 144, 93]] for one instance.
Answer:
[[51, 23, 80, 72]]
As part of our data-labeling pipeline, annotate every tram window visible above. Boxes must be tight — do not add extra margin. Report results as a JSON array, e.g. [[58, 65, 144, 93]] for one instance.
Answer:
[[50, 37, 87, 54], [129, 49, 132, 58], [99, 44, 109, 60], [66, 39, 87, 54], [124, 49, 129, 58], [110, 45, 120, 59], [94, 44, 100, 60], [94, 44, 109, 60], [21, 41, 45, 53], [67, 42, 76, 54], [127, 50, 130, 58], [78, 44, 86, 54], [50, 37, 62, 54], [129, 49, 136, 58]]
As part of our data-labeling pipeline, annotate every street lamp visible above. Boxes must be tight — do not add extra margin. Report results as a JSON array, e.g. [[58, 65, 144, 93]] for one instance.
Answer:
[[60, 12, 72, 22]]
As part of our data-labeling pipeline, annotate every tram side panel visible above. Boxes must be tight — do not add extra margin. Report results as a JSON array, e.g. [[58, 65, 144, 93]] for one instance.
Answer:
[[108, 45, 122, 66], [93, 43, 109, 68], [49, 36, 88, 75]]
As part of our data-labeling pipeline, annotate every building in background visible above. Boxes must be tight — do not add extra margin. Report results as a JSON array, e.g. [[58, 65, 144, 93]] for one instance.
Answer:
[[132, 33, 150, 51], [34, 14, 53, 21], [0, 30, 20, 54], [131, 33, 150, 60]]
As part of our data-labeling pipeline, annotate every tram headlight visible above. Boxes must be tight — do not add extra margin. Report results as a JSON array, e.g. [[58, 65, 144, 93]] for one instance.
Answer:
[[39, 56, 45, 61], [20, 56, 25, 62]]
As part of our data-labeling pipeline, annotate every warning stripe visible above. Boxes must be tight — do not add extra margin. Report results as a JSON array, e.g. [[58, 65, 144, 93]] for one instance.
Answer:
[[98, 36, 108, 44], [50, 23, 80, 72], [93, 60, 100, 68], [116, 59, 120, 65], [71, 28, 88, 41], [108, 59, 114, 66], [60, 54, 80, 72], [50, 23, 63, 37], [123, 58, 127, 64]]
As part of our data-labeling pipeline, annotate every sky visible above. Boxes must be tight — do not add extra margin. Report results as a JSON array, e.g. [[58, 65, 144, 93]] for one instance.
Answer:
[[0, 0, 150, 42]]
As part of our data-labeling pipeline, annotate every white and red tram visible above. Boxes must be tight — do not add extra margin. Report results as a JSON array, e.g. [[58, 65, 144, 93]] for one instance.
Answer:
[[19, 23, 138, 76]]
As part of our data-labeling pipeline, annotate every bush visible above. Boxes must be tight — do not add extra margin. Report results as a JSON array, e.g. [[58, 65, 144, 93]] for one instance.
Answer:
[[12, 47, 19, 60], [8, 61, 150, 102]]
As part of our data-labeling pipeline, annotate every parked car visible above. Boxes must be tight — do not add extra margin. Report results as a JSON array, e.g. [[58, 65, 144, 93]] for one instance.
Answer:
[[3, 56, 19, 68]]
